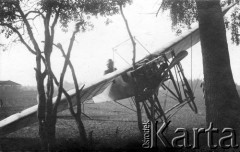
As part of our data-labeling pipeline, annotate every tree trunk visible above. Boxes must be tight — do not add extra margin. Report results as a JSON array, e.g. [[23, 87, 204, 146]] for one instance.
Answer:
[[135, 99, 143, 135], [75, 115, 87, 146], [36, 71, 48, 149], [36, 54, 57, 151], [196, 0, 240, 130], [35, 48, 47, 149], [47, 114, 57, 151]]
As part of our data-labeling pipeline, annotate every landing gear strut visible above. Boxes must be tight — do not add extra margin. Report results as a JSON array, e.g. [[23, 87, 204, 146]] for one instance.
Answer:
[[131, 50, 198, 137]]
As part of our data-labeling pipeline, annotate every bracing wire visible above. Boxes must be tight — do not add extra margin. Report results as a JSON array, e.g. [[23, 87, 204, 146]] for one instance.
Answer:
[[112, 35, 152, 67], [193, 73, 202, 94], [113, 49, 131, 66], [112, 38, 131, 50], [112, 50, 115, 66], [112, 38, 132, 66], [134, 37, 151, 55]]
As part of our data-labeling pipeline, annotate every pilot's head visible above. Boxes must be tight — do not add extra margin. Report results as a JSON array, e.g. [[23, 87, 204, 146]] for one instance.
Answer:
[[107, 59, 114, 69]]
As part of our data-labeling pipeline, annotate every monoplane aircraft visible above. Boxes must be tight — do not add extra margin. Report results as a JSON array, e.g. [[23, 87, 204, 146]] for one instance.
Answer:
[[0, 4, 234, 136]]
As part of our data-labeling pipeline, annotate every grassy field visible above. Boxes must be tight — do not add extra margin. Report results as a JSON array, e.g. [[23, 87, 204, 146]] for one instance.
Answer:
[[0, 80, 238, 151]]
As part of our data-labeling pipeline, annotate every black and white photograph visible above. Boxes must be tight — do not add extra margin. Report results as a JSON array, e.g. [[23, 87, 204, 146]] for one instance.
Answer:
[[0, 0, 240, 151]]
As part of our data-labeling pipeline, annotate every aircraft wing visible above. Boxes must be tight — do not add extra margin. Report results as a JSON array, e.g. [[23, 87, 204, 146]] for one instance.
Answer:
[[0, 3, 235, 136], [0, 66, 130, 136], [93, 3, 234, 102]]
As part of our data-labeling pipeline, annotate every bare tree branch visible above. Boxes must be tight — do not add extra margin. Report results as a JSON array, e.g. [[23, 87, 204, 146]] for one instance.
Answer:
[[51, 7, 61, 37], [53, 23, 80, 113], [12, 19, 24, 24], [53, 39, 87, 144], [25, 10, 45, 19], [1, 23, 47, 69], [119, 4, 136, 69], [31, 19, 40, 35], [27, 13, 43, 21], [53, 43, 84, 115], [0, 23, 36, 55], [49, 68, 77, 117], [44, 8, 52, 52], [16, 3, 42, 54]]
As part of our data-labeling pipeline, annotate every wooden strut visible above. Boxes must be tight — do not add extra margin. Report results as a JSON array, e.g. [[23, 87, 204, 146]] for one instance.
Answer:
[[132, 55, 170, 136], [172, 52, 197, 113], [132, 50, 198, 139], [142, 93, 168, 123], [164, 51, 198, 113]]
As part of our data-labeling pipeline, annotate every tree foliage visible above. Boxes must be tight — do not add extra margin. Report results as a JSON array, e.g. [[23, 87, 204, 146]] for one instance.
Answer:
[[160, 0, 197, 33], [0, 0, 132, 41], [230, 5, 240, 45], [160, 0, 240, 43]]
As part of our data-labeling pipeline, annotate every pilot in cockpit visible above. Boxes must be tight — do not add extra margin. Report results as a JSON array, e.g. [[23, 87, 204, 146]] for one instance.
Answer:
[[104, 59, 117, 75]]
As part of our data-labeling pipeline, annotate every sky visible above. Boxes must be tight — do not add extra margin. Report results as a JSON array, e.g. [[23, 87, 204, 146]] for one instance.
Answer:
[[0, 0, 240, 86]]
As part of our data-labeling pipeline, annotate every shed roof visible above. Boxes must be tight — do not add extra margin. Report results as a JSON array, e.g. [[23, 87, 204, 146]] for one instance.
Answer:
[[0, 80, 21, 86]]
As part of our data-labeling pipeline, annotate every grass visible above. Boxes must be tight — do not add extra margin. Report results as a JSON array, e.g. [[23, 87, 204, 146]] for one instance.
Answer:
[[0, 80, 239, 151]]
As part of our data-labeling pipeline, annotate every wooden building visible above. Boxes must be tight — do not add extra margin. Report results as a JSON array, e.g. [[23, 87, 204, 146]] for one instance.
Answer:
[[0, 80, 21, 90]]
